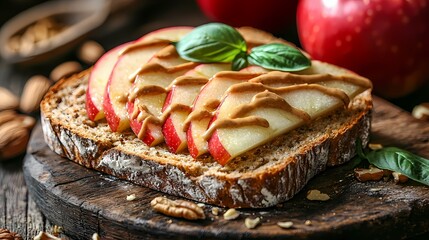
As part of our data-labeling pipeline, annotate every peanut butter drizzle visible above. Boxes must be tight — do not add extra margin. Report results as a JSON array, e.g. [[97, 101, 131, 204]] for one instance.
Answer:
[[202, 91, 311, 140], [131, 104, 163, 140], [213, 71, 263, 80], [162, 104, 192, 119], [182, 109, 213, 132], [129, 85, 167, 102], [203, 99, 221, 111], [119, 39, 171, 56], [250, 71, 372, 89], [155, 44, 179, 59], [167, 76, 208, 90]]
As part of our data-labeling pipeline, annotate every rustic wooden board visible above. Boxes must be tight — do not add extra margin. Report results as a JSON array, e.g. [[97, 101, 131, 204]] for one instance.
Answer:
[[23, 96, 429, 240]]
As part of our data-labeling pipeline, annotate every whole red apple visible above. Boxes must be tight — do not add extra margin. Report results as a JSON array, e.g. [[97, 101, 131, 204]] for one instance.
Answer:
[[297, 0, 429, 98], [196, 0, 298, 33]]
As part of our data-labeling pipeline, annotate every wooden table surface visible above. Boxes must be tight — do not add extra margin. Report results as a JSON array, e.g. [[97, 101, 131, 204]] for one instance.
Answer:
[[1, 1, 429, 239]]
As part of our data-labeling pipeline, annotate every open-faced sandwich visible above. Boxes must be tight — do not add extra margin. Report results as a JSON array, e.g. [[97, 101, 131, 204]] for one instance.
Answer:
[[40, 23, 372, 208]]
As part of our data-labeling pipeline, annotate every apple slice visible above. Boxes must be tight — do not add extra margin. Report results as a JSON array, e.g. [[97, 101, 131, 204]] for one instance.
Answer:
[[103, 27, 192, 132], [207, 83, 351, 165], [128, 47, 198, 146], [186, 71, 263, 158], [161, 63, 231, 153], [86, 42, 131, 121], [250, 61, 372, 99], [239, 65, 269, 73]]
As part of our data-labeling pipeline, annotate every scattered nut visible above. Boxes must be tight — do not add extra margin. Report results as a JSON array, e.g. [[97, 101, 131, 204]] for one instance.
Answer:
[[78, 40, 105, 64], [33, 231, 62, 240], [277, 221, 294, 229], [92, 233, 100, 240], [244, 217, 261, 229], [211, 207, 219, 216], [126, 194, 136, 201], [412, 103, 429, 121], [392, 172, 408, 184], [0, 120, 30, 160], [150, 196, 205, 220], [20, 75, 51, 113], [223, 208, 240, 220], [306, 189, 330, 201], [368, 143, 383, 150], [50, 61, 82, 82], [0, 87, 19, 111], [304, 220, 312, 226], [354, 167, 384, 182], [0, 228, 23, 240]]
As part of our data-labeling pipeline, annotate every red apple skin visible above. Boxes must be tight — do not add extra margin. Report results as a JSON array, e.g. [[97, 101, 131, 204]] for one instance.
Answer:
[[127, 100, 156, 146], [161, 89, 182, 152], [297, 0, 429, 98], [197, 0, 298, 33], [208, 131, 231, 166]]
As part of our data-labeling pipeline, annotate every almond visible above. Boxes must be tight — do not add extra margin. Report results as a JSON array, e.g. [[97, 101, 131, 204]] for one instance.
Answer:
[[50, 61, 82, 82], [78, 41, 105, 64], [0, 120, 30, 160], [20, 75, 51, 113], [0, 87, 19, 111], [0, 110, 17, 126]]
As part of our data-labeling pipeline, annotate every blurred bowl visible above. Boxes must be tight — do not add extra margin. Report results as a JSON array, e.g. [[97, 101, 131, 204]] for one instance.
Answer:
[[0, 0, 111, 65]]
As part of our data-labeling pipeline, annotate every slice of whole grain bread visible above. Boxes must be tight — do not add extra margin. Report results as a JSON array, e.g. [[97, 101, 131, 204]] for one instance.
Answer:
[[40, 65, 372, 208]]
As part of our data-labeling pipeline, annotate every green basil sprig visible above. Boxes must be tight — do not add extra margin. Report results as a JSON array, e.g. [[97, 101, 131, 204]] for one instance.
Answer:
[[357, 142, 429, 186], [175, 23, 310, 71]]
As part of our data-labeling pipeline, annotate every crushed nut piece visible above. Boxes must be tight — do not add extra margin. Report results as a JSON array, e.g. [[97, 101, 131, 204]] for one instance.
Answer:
[[306, 190, 330, 201], [304, 220, 312, 226], [150, 196, 205, 220], [126, 194, 136, 201], [277, 221, 294, 229], [211, 207, 219, 216], [197, 203, 205, 208], [223, 208, 240, 220], [52, 225, 63, 236], [92, 233, 100, 240], [354, 167, 384, 182], [368, 143, 383, 150], [392, 172, 408, 184], [33, 231, 62, 240], [412, 103, 429, 121], [244, 217, 261, 229]]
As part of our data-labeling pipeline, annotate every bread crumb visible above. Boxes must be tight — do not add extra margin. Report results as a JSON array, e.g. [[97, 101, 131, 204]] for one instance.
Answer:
[[92, 233, 100, 240], [244, 217, 261, 229], [223, 208, 240, 220], [126, 194, 136, 201], [211, 207, 219, 216], [306, 190, 330, 201], [368, 143, 383, 150], [277, 221, 294, 229], [305, 220, 312, 226], [197, 203, 205, 208]]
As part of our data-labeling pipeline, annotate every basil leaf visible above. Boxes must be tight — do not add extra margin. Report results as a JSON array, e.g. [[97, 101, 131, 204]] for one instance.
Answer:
[[232, 51, 248, 71], [366, 147, 429, 186], [248, 43, 311, 72], [175, 23, 247, 63]]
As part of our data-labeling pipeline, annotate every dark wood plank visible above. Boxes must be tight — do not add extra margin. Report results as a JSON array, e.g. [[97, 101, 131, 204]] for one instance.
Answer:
[[23, 96, 429, 240]]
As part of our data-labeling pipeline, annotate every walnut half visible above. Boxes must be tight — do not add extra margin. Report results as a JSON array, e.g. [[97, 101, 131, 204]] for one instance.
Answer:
[[151, 197, 205, 220], [354, 167, 384, 182]]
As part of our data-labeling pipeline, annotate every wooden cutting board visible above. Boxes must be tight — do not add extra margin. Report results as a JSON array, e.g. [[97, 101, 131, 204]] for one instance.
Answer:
[[23, 96, 429, 240]]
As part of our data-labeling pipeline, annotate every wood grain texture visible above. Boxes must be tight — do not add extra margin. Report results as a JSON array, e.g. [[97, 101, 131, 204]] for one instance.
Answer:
[[23, 96, 429, 240]]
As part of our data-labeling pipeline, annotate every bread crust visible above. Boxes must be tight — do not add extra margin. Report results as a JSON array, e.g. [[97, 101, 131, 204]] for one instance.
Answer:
[[40, 70, 372, 208]]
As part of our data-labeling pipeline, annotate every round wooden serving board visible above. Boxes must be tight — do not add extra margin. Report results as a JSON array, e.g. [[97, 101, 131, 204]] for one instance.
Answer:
[[23, 96, 429, 240]]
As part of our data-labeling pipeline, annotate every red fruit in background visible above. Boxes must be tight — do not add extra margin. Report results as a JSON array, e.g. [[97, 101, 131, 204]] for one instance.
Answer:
[[297, 0, 429, 98], [196, 0, 298, 33]]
